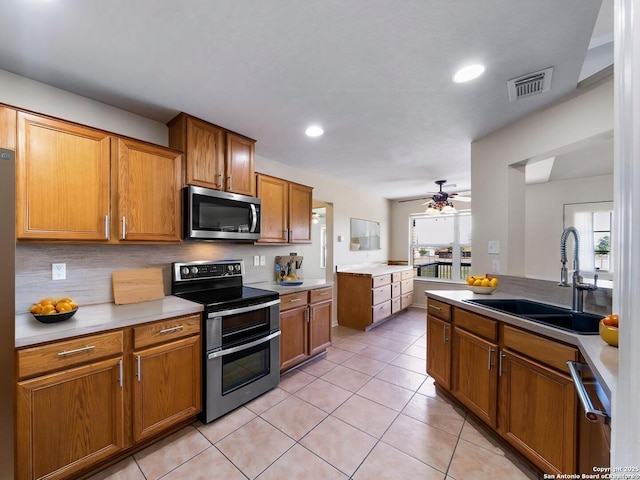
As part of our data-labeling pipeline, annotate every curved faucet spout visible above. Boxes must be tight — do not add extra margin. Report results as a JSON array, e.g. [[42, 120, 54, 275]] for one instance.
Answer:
[[559, 227, 580, 286]]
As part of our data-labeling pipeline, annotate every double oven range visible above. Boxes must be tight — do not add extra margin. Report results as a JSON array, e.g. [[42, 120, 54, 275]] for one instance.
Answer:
[[172, 260, 280, 423]]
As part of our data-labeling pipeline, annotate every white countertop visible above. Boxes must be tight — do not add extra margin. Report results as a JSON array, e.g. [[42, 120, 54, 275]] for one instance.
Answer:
[[248, 279, 333, 295], [337, 265, 413, 276], [15, 296, 203, 348], [425, 290, 618, 402]]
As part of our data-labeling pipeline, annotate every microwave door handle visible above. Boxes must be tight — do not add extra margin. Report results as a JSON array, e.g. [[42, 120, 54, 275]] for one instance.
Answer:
[[250, 204, 258, 233], [207, 331, 281, 359]]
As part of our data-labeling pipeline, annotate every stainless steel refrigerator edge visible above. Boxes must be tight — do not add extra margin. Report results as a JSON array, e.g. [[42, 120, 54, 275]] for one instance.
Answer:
[[0, 147, 15, 479]]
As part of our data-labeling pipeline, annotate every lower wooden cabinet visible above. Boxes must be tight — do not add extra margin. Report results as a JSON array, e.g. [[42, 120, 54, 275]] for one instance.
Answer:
[[280, 287, 333, 372], [426, 315, 451, 389], [15, 314, 201, 480]]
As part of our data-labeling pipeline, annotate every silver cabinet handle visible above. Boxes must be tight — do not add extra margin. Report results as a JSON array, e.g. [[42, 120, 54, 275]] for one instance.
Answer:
[[159, 325, 183, 334], [284, 228, 289, 241], [428, 304, 442, 311], [567, 361, 610, 423], [218, 173, 223, 189], [227, 175, 232, 190], [488, 347, 494, 370], [105, 215, 110, 239], [443, 324, 448, 343], [57, 345, 95, 357], [118, 359, 123, 387], [136, 355, 141, 381], [290, 298, 302, 303], [499, 351, 506, 376], [121, 216, 126, 239]]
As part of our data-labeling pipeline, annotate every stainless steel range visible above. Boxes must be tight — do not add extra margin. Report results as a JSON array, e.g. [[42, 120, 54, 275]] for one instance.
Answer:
[[172, 260, 280, 423]]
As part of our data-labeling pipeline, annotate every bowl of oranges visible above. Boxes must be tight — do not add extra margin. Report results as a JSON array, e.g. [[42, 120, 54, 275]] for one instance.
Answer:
[[30, 297, 78, 324], [466, 275, 499, 294], [599, 314, 619, 347]]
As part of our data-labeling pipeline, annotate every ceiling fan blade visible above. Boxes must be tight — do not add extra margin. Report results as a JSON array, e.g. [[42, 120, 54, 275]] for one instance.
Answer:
[[398, 197, 430, 203], [452, 196, 472, 202]]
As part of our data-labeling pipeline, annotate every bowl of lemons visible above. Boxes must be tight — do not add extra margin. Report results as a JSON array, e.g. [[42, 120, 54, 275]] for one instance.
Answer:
[[30, 297, 78, 324], [466, 275, 498, 294], [599, 314, 619, 347]]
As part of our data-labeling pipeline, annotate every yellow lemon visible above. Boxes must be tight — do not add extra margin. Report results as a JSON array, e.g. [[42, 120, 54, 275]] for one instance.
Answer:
[[481, 278, 491, 287], [473, 279, 482, 286], [466, 277, 475, 285], [489, 278, 498, 287]]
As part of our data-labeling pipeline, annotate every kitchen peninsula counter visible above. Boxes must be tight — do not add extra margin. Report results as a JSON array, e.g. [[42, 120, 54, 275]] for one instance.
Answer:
[[425, 290, 618, 401], [15, 296, 203, 348]]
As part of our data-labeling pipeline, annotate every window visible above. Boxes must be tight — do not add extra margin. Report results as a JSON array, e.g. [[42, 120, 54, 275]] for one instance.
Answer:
[[564, 202, 613, 280], [410, 213, 472, 281]]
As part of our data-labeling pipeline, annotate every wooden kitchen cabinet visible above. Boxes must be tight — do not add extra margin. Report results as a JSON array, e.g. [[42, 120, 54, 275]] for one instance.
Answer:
[[256, 173, 313, 244], [426, 298, 452, 389], [132, 315, 201, 442], [167, 113, 256, 196], [16, 111, 111, 240], [279, 287, 333, 372], [16, 332, 125, 480], [0, 105, 16, 149], [113, 137, 182, 242]]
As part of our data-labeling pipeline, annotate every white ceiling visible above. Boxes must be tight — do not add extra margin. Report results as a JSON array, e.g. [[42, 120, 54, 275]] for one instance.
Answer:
[[0, 0, 609, 200]]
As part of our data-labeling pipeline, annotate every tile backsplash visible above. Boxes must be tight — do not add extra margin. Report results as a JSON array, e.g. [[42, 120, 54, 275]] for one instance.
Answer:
[[15, 242, 317, 313]]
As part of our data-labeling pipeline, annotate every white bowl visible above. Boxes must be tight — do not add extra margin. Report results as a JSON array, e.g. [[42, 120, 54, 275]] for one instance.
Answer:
[[467, 286, 497, 295]]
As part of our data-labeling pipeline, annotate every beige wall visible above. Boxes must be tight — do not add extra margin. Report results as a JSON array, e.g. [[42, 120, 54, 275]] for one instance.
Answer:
[[471, 79, 614, 277]]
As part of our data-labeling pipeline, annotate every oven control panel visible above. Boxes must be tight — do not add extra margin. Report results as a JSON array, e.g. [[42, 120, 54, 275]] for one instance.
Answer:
[[173, 260, 244, 281]]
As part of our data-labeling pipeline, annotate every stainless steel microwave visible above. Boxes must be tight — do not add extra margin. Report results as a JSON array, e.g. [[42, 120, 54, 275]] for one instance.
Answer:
[[184, 185, 261, 241]]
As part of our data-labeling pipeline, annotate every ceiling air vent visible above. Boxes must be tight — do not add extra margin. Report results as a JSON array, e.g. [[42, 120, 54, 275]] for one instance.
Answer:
[[507, 67, 554, 101]]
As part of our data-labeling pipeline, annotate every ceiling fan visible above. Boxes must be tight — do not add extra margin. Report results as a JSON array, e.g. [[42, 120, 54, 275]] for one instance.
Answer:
[[399, 180, 472, 204]]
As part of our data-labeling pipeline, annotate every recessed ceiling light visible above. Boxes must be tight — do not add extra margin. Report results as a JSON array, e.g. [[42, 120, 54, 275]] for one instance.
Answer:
[[453, 64, 486, 83], [305, 125, 324, 137]]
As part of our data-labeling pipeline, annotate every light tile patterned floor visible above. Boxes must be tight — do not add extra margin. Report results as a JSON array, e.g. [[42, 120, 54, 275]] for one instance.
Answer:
[[88, 307, 540, 480]]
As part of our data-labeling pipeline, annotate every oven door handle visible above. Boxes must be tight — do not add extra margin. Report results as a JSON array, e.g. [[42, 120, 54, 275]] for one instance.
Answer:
[[207, 299, 280, 319], [207, 331, 281, 360]]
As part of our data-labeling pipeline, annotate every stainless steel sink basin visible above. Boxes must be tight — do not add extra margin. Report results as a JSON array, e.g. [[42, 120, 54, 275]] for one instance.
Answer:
[[464, 298, 602, 334]]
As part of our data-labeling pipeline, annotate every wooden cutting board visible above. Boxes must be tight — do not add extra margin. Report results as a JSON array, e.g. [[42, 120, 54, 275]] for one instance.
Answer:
[[112, 268, 164, 305]]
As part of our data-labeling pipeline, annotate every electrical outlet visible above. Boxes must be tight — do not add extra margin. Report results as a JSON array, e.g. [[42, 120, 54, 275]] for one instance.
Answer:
[[52, 263, 66, 280], [492, 260, 500, 273], [253, 255, 260, 267], [260, 255, 266, 266]]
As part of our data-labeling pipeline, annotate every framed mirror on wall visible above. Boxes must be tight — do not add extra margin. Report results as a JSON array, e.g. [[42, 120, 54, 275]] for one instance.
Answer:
[[350, 218, 380, 250]]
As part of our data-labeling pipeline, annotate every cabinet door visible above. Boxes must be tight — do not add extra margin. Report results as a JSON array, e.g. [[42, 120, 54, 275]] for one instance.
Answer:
[[186, 117, 225, 189], [226, 132, 255, 196], [309, 300, 332, 356], [426, 315, 451, 389], [452, 327, 498, 427], [115, 138, 182, 242], [133, 335, 201, 442], [16, 112, 110, 240], [280, 306, 309, 371], [257, 174, 289, 243], [499, 350, 577, 475], [16, 357, 124, 480], [288, 182, 312, 243], [0, 106, 16, 149]]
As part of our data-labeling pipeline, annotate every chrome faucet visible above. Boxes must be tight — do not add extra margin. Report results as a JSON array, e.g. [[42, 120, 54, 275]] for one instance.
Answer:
[[559, 227, 598, 312]]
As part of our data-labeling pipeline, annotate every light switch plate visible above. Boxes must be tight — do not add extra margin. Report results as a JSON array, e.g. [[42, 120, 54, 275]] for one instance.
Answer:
[[492, 260, 500, 273], [260, 255, 266, 266], [52, 263, 66, 280], [488, 241, 500, 255], [253, 255, 260, 266]]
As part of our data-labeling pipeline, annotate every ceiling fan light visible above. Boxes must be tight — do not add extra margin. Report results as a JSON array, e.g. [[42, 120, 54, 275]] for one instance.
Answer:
[[425, 205, 439, 215], [441, 204, 457, 214]]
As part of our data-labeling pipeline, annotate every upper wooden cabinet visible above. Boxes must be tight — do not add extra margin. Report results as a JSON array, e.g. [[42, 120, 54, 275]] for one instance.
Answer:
[[0, 105, 16, 149], [167, 113, 256, 196], [113, 138, 182, 242], [16, 112, 111, 241], [256, 173, 313, 244], [15, 111, 182, 243]]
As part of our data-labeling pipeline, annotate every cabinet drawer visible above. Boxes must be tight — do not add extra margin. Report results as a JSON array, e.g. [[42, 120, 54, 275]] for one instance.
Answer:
[[134, 314, 201, 349], [426, 298, 451, 322], [454, 308, 498, 342], [372, 284, 391, 305], [309, 287, 333, 303], [17, 331, 124, 379], [391, 282, 401, 298], [392, 272, 402, 283], [401, 292, 413, 310], [391, 297, 402, 313], [372, 300, 391, 323], [280, 291, 309, 311], [372, 274, 391, 288], [401, 270, 414, 280], [401, 278, 413, 294], [502, 324, 578, 373]]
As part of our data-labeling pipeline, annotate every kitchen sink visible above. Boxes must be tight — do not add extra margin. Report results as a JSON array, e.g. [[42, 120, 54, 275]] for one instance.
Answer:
[[464, 298, 602, 334]]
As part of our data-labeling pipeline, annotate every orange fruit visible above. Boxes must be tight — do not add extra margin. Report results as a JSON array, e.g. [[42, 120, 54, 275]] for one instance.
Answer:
[[56, 302, 72, 313], [38, 297, 56, 306], [57, 297, 73, 304], [40, 304, 56, 315], [30, 304, 43, 314], [69, 301, 77, 310]]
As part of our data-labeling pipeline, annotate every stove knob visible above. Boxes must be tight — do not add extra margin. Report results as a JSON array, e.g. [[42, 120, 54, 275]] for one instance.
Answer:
[[181, 267, 189, 277], [227, 265, 234, 272], [234, 264, 241, 272], [191, 267, 199, 275]]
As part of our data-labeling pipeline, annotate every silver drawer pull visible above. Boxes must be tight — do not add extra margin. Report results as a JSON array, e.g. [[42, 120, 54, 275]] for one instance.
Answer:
[[428, 304, 442, 311], [57, 345, 95, 357], [567, 361, 610, 423], [290, 298, 303, 302], [159, 325, 184, 334]]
